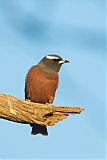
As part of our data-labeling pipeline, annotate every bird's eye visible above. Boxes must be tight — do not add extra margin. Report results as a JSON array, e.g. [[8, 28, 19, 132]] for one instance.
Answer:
[[53, 59, 59, 62]]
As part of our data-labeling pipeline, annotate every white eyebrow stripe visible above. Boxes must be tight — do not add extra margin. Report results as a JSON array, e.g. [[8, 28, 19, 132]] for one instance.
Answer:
[[46, 55, 60, 60]]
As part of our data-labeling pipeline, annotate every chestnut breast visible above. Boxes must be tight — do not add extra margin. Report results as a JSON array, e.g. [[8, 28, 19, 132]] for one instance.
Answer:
[[25, 65, 58, 104]]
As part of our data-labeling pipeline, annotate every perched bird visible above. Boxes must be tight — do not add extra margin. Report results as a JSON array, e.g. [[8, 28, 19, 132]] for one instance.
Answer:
[[25, 54, 69, 136]]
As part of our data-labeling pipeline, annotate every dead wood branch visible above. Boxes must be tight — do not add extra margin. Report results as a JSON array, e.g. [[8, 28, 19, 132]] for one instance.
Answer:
[[0, 93, 84, 126]]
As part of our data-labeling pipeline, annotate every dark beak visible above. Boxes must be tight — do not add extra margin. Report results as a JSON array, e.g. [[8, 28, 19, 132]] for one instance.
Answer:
[[64, 60, 70, 63], [59, 59, 70, 64]]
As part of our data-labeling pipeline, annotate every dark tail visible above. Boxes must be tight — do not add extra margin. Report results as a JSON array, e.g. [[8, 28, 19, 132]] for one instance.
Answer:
[[31, 124, 48, 136]]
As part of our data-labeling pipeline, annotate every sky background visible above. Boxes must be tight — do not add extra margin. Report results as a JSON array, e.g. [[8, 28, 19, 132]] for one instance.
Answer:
[[0, 0, 106, 159]]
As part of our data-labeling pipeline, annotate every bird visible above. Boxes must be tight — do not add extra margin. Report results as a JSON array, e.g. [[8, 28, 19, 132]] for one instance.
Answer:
[[25, 54, 70, 136]]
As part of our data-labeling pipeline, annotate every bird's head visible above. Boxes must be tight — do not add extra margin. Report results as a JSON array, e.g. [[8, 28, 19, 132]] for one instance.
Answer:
[[38, 54, 70, 73]]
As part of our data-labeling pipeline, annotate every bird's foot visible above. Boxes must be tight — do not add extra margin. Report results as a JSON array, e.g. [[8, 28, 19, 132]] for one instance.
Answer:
[[25, 99, 31, 102]]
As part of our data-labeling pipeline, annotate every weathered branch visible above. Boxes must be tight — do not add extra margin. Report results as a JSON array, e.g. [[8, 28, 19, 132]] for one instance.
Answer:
[[0, 93, 84, 126]]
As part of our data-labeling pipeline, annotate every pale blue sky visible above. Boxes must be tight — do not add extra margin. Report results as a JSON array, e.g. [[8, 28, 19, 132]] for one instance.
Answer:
[[0, 0, 106, 159]]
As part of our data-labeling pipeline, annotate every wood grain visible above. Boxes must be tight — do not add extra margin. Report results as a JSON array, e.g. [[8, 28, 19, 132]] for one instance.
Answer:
[[0, 93, 84, 126]]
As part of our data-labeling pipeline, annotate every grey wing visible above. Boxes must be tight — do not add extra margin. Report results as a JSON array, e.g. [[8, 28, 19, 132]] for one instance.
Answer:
[[25, 75, 28, 100]]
